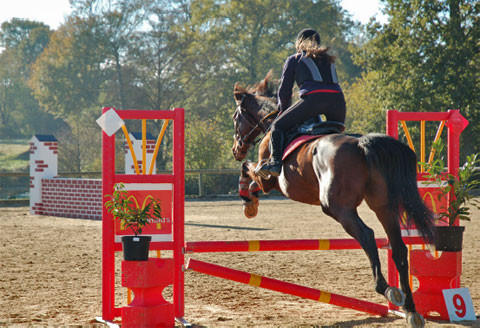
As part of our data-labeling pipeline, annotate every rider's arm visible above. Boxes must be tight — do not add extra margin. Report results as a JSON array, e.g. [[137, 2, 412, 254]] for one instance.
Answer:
[[277, 55, 297, 112]]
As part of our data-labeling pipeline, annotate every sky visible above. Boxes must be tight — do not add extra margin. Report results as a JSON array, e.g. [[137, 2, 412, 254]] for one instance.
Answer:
[[0, 0, 385, 29]]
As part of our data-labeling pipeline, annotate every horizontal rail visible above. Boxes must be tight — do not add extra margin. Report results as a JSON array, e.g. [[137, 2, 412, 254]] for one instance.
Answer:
[[186, 258, 389, 316], [114, 109, 178, 120], [389, 111, 452, 121], [185, 237, 427, 253]]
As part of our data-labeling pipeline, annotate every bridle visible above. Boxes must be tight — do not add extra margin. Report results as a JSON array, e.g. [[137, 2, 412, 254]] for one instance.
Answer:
[[233, 95, 278, 151]]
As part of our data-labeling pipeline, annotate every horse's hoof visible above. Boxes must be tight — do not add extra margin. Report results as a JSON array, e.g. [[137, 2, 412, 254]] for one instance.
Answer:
[[243, 199, 259, 218], [406, 312, 425, 328], [384, 287, 405, 307], [243, 204, 258, 218]]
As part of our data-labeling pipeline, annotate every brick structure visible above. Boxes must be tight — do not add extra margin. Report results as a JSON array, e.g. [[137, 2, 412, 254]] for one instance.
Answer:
[[40, 178, 102, 220], [30, 132, 158, 220], [29, 134, 102, 219], [29, 135, 58, 215]]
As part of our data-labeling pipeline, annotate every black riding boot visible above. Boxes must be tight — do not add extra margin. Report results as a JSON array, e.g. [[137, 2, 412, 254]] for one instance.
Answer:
[[255, 130, 284, 178]]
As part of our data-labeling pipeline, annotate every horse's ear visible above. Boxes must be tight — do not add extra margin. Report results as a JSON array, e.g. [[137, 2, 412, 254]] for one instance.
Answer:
[[256, 70, 273, 96], [264, 70, 273, 83], [233, 83, 245, 104]]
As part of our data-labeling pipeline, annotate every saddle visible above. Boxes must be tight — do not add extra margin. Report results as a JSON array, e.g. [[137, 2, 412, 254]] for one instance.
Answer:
[[282, 118, 345, 160]]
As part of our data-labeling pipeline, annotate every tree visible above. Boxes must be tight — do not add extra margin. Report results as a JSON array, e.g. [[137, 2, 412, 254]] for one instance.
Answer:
[[0, 19, 59, 138], [71, 0, 149, 109], [344, 71, 386, 134], [125, 0, 192, 110], [29, 16, 109, 120], [352, 0, 479, 154], [57, 108, 101, 172], [0, 18, 49, 49], [16, 0, 359, 173], [169, 0, 360, 168], [27, 17, 110, 171], [176, 0, 359, 160]]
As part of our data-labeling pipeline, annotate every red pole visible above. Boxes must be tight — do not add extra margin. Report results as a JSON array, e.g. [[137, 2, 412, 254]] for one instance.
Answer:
[[386, 110, 399, 139], [102, 107, 116, 321], [185, 237, 425, 254], [187, 259, 389, 316], [173, 108, 185, 318], [186, 238, 390, 253], [385, 109, 400, 310], [447, 110, 463, 179], [446, 110, 468, 288]]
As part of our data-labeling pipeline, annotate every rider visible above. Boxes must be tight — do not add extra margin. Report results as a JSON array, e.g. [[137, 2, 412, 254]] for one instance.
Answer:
[[255, 28, 346, 178]]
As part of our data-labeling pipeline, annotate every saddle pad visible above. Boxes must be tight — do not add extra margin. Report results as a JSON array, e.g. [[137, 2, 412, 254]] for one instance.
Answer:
[[282, 135, 320, 160]]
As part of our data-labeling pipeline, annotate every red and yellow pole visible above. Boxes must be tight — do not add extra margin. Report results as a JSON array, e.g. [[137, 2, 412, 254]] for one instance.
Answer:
[[184, 238, 431, 254], [187, 258, 389, 316]]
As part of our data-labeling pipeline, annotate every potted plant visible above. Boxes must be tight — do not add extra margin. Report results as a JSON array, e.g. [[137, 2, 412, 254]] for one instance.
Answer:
[[423, 141, 480, 251], [105, 183, 163, 260]]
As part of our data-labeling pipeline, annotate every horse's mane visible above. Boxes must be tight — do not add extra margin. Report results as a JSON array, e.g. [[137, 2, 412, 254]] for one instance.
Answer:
[[234, 70, 277, 99], [234, 70, 277, 117], [254, 70, 276, 98]]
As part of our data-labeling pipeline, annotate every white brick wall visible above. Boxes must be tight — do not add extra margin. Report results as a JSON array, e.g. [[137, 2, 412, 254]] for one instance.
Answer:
[[29, 136, 58, 215], [40, 178, 102, 220]]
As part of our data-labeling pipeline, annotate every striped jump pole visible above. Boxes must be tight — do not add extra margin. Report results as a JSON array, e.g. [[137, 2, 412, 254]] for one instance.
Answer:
[[185, 237, 426, 254], [186, 258, 389, 317]]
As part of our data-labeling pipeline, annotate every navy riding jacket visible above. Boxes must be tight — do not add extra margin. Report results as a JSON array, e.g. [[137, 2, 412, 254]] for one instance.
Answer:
[[277, 52, 343, 112]]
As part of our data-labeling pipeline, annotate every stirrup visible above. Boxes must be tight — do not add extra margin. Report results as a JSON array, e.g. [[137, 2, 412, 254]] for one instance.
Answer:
[[254, 160, 282, 178]]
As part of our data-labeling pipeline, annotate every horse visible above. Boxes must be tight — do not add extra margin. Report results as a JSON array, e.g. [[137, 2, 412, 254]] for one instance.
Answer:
[[231, 73, 435, 328]]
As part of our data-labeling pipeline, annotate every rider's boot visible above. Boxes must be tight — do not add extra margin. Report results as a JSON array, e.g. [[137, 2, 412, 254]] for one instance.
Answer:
[[255, 130, 284, 178]]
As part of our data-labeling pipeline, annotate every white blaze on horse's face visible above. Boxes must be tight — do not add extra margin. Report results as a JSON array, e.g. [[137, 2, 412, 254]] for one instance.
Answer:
[[232, 134, 248, 161], [232, 113, 243, 160], [232, 104, 254, 161]]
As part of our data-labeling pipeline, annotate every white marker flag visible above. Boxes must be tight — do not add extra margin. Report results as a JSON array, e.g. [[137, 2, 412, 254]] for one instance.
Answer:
[[96, 108, 125, 136]]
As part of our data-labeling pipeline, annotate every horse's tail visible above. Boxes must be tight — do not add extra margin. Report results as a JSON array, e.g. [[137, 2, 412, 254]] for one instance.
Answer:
[[358, 133, 435, 243]]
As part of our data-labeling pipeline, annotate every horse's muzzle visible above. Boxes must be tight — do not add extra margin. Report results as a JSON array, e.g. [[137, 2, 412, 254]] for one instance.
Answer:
[[232, 140, 247, 161]]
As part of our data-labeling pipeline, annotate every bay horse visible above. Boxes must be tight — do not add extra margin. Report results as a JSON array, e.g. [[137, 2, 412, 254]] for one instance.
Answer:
[[231, 73, 435, 328]]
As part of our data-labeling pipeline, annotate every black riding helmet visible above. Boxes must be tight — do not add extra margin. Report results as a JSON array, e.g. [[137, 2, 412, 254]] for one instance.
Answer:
[[296, 28, 321, 44]]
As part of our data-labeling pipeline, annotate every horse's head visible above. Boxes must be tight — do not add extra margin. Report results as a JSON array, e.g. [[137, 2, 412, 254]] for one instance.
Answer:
[[232, 71, 277, 161]]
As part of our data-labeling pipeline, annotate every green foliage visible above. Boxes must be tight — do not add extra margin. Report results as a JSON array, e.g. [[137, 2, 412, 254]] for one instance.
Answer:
[[422, 140, 480, 226], [0, 0, 360, 171], [344, 71, 386, 134], [350, 0, 480, 154], [29, 16, 109, 120], [104, 183, 163, 236], [15, 0, 480, 173], [0, 19, 59, 138], [57, 108, 102, 172], [185, 119, 236, 169], [184, 0, 358, 116]]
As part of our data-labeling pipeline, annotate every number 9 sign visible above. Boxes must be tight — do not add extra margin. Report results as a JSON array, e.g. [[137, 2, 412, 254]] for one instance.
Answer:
[[442, 288, 476, 321]]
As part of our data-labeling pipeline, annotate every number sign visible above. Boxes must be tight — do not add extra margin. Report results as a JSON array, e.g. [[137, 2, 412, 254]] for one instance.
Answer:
[[442, 288, 476, 322]]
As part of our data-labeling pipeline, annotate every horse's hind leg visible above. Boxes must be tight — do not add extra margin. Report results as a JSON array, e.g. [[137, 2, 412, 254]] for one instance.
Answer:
[[327, 208, 394, 302], [372, 205, 425, 327]]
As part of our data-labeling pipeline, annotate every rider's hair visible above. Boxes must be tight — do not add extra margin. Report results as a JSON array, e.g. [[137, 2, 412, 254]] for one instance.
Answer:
[[295, 35, 336, 64]]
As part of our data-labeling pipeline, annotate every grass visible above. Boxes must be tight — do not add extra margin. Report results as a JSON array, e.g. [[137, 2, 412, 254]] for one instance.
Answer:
[[0, 141, 30, 172]]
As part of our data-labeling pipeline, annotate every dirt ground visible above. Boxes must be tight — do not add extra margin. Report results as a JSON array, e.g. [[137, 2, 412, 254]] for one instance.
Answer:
[[0, 198, 479, 327]]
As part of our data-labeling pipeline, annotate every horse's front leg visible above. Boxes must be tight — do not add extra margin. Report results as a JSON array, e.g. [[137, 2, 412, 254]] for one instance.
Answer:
[[239, 161, 262, 218]]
